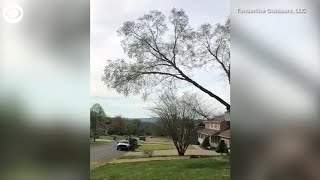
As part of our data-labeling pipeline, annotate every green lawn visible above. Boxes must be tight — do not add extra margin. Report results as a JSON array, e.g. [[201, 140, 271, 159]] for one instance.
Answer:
[[98, 135, 127, 141], [91, 135, 126, 147], [91, 158, 230, 180], [135, 144, 176, 152], [135, 143, 195, 152]]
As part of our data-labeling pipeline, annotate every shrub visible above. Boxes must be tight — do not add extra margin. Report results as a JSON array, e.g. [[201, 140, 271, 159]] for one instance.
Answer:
[[143, 150, 154, 158], [216, 140, 228, 154], [201, 136, 210, 149]]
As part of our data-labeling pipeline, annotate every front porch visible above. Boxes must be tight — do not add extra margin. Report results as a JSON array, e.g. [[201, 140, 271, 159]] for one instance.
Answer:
[[197, 128, 220, 147]]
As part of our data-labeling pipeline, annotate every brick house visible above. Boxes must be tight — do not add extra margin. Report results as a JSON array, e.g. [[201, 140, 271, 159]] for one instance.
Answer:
[[197, 113, 230, 149]]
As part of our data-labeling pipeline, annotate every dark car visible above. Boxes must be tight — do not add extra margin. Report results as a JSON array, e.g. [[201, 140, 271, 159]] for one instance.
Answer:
[[125, 137, 138, 150], [139, 136, 146, 141], [126, 137, 137, 144]]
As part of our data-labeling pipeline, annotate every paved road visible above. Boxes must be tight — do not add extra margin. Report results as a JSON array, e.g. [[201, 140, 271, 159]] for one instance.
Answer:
[[90, 141, 126, 165]]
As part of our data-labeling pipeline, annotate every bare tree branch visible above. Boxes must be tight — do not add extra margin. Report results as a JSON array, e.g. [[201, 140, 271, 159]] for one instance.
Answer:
[[103, 9, 230, 110]]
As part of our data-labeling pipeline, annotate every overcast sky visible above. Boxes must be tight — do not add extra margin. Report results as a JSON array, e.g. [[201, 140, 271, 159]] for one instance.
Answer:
[[91, 0, 230, 118]]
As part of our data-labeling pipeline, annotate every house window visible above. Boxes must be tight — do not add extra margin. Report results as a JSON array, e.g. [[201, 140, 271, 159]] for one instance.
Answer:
[[210, 136, 219, 143]]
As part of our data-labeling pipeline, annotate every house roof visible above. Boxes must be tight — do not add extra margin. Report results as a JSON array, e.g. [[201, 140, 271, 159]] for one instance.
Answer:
[[211, 114, 226, 123], [197, 128, 220, 135], [194, 119, 205, 124], [218, 129, 230, 139], [202, 114, 226, 123]]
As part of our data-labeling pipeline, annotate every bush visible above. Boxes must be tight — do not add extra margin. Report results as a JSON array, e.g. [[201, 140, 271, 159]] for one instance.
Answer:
[[216, 140, 228, 154], [143, 150, 154, 158], [201, 137, 210, 149]]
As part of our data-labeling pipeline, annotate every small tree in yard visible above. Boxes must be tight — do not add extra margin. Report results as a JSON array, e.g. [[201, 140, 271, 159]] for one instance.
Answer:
[[90, 103, 106, 142], [150, 92, 200, 156], [201, 136, 210, 149], [216, 140, 228, 155]]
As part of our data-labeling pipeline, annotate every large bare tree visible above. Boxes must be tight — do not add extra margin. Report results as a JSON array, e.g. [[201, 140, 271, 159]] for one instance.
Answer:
[[150, 92, 201, 156], [102, 8, 230, 110], [196, 19, 230, 82]]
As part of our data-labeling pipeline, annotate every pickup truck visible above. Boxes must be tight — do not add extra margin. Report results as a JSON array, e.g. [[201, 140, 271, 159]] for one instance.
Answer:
[[116, 140, 130, 151]]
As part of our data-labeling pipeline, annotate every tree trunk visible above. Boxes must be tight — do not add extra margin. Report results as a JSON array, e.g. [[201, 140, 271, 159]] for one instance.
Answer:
[[173, 142, 186, 156], [173, 64, 230, 110], [184, 76, 230, 110], [178, 146, 186, 156]]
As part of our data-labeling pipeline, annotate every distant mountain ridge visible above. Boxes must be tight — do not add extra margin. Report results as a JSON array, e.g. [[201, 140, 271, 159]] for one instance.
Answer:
[[127, 117, 158, 123]]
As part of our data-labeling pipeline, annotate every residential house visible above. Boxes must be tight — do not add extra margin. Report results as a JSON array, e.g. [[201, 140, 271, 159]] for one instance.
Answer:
[[190, 120, 206, 145], [197, 113, 230, 148], [218, 129, 230, 149]]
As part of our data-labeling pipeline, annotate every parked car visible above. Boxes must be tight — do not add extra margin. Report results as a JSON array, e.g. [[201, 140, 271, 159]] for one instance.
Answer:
[[126, 137, 138, 145], [139, 136, 146, 141], [116, 140, 130, 151]]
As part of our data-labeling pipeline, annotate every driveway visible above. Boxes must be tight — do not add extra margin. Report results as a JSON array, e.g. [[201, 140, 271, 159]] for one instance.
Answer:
[[90, 141, 126, 169]]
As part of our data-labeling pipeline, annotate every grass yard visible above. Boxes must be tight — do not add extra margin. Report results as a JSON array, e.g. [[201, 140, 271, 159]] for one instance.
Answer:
[[91, 135, 127, 147], [135, 144, 176, 151], [118, 155, 144, 159], [91, 157, 230, 180], [98, 135, 127, 141], [146, 137, 172, 143], [135, 143, 195, 152]]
